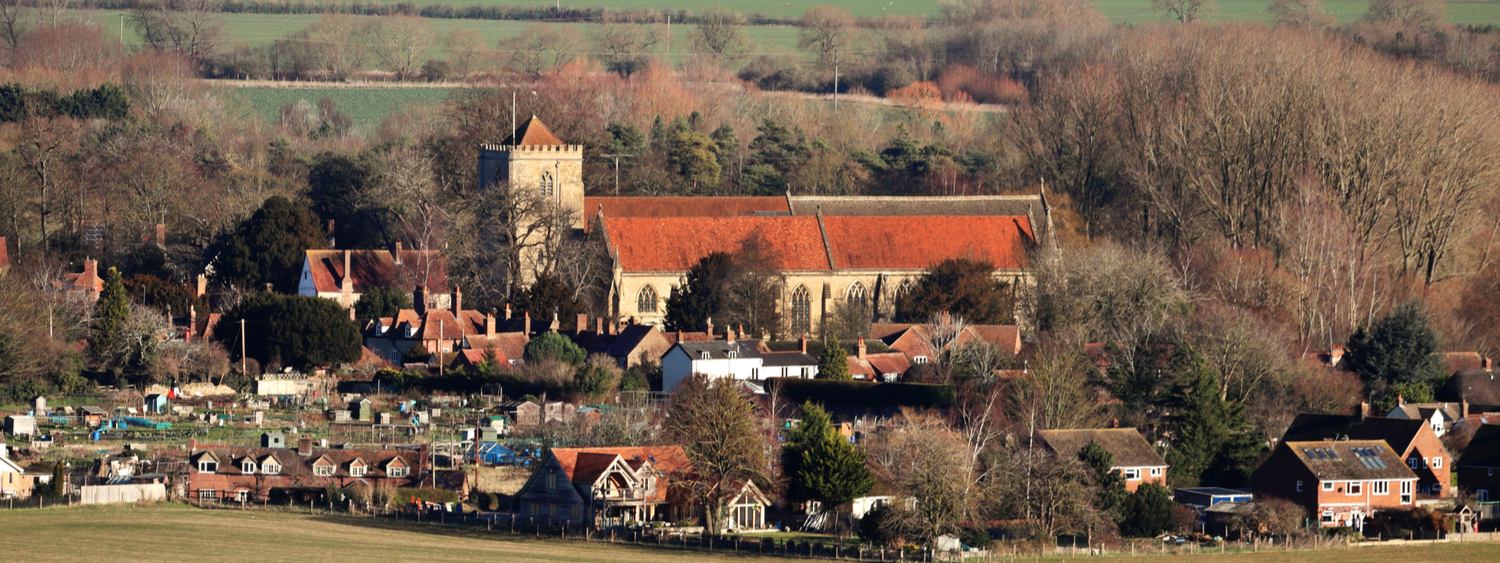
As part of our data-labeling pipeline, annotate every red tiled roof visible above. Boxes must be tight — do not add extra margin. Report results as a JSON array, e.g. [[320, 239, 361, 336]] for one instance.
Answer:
[[586, 196, 788, 226], [603, 216, 830, 272], [465, 332, 529, 362], [195, 314, 222, 341], [821, 215, 1034, 270], [304, 249, 447, 294], [847, 357, 876, 379], [1441, 352, 1485, 373], [502, 116, 565, 146], [969, 325, 1022, 355], [866, 353, 911, 376]]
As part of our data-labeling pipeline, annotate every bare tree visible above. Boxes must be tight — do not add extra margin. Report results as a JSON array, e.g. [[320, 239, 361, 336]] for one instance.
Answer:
[[592, 22, 662, 75], [500, 24, 581, 78], [690, 7, 755, 69], [1008, 334, 1110, 431], [1269, 0, 1335, 27], [364, 15, 432, 81], [0, 0, 24, 53], [443, 27, 488, 79], [1364, 0, 1446, 27], [1153, 0, 1214, 22], [128, 0, 223, 59], [798, 6, 855, 64]]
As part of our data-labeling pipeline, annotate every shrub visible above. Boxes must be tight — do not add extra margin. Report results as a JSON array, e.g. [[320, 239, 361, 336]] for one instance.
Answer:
[[768, 378, 955, 408]]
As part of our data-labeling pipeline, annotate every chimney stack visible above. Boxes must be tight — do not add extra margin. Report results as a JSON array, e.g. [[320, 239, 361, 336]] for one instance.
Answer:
[[857, 337, 867, 361], [326, 220, 336, 248], [726, 326, 736, 343], [297, 436, 313, 457], [413, 285, 427, 315], [1463, 399, 1470, 419], [550, 311, 560, 333], [576, 313, 588, 334], [186, 305, 196, 342], [1357, 401, 1370, 422], [523, 312, 531, 336], [341, 250, 352, 294], [393, 241, 403, 264], [1330, 344, 1345, 366], [83, 259, 97, 282], [1486, 358, 1494, 371], [485, 312, 495, 337], [800, 334, 807, 354], [452, 285, 462, 314], [155, 223, 166, 247], [1398, 394, 1405, 407], [196, 274, 207, 298], [609, 321, 617, 336], [706, 317, 714, 340], [505, 304, 512, 320], [596, 317, 604, 335]]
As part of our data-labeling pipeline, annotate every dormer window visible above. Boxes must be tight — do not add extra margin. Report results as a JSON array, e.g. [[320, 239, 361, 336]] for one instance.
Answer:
[[314, 465, 334, 476], [262, 462, 280, 475], [350, 465, 366, 477], [727, 350, 738, 359], [199, 460, 217, 473], [700, 351, 710, 360], [389, 466, 409, 478], [242, 460, 256, 474], [913, 356, 929, 364]]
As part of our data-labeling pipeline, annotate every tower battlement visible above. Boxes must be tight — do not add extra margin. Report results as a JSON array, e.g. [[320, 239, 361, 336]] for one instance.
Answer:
[[479, 143, 584, 154]]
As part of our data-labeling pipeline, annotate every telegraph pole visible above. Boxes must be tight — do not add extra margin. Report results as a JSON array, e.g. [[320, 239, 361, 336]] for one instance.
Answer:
[[240, 319, 246, 379], [601, 154, 634, 195], [833, 49, 839, 113]]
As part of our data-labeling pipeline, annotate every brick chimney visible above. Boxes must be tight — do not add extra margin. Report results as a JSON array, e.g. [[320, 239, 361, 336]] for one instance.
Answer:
[[609, 321, 617, 335], [413, 285, 428, 315], [186, 305, 196, 342], [155, 223, 165, 247], [1463, 399, 1470, 419], [393, 241, 403, 265], [596, 317, 604, 334], [83, 259, 97, 282], [523, 312, 531, 336], [550, 311, 560, 333], [297, 436, 313, 457], [727, 326, 736, 343], [1357, 401, 1370, 422], [1330, 344, 1344, 367], [706, 317, 714, 340], [576, 313, 588, 333], [857, 337, 867, 361], [326, 220, 335, 248], [800, 334, 807, 354], [196, 274, 207, 298], [452, 285, 462, 315], [1486, 358, 1494, 371], [485, 311, 496, 337], [1398, 394, 1405, 407], [341, 250, 352, 295], [505, 304, 512, 320]]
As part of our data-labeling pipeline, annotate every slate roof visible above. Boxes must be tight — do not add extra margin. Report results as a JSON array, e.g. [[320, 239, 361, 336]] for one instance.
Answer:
[[189, 442, 425, 479], [757, 350, 817, 367], [606, 324, 661, 357], [500, 116, 565, 146], [585, 197, 789, 226], [675, 341, 753, 360], [786, 195, 1040, 221], [1281, 440, 1416, 481], [1441, 352, 1486, 373], [1280, 414, 1426, 451], [1037, 428, 1167, 468], [1437, 369, 1500, 405], [304, 249, 447, 294], [1458, 424, 1500, 468]]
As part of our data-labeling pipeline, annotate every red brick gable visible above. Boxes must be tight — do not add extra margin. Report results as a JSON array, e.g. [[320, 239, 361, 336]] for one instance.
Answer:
[[603, 216, 831, 272], [820, 215, 1034, 270]]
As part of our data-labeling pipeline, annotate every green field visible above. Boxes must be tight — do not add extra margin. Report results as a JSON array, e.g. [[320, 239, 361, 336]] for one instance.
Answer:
[[4, 504, 1500, 562], [222, 86, 458, 130]]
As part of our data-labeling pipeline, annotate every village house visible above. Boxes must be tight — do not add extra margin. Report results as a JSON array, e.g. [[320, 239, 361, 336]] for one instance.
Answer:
[[0, 451, 31, 498], [513, 446, 769, 530], [660, 331, 818, 392], [362, 286, 516, 365], [298, 245, 449, 309], [184, 435, 428, 502], [58, 258, 103, 302], [1281, 406, 1452, 497], [1457, 423, 1500, 502], [1036, 428, 1169, 492], [1251, 440, 1418, 530], [846, 337, 912, 382]]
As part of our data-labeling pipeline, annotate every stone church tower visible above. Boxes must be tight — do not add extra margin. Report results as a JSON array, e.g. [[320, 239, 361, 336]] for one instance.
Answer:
[[477, 116, 585, 229]]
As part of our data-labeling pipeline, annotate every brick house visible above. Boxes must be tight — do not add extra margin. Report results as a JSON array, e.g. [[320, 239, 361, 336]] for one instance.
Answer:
[[1281, 407, 1451, 497], [1457, 423, 1500, 502], [513, 446, 769, 530], [184, 435, 427, 502], [299, 245, 448, 309], [1251, 440, 1418, 530], [1036, 428, 1168, 492]]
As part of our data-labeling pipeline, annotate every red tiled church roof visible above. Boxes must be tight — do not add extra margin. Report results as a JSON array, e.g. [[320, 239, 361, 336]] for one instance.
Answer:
[[821, 215, 1033, 270], [603, 216, 830, 272], [585, 197, 788, 227], [502, 116, 565, 146]]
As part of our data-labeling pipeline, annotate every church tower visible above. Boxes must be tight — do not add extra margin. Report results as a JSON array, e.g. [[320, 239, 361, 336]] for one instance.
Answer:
[[478, 116, 585, 229]]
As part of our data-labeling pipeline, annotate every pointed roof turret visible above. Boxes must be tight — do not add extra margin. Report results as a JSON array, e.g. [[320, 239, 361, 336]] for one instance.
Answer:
[[503, 115, 565, 147]]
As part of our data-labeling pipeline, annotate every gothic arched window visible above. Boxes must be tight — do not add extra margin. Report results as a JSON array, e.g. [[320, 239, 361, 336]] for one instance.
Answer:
[[791, 285, 811, 336], [540, 170, 555, 198], [897, 279, 915, 298], [637, 285, 658, 314], [846, 281, 867, 304]]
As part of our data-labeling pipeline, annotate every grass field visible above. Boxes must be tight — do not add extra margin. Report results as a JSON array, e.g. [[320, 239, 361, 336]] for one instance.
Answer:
[[4, 504, 1500, 562], [221, 86, 457, 130]]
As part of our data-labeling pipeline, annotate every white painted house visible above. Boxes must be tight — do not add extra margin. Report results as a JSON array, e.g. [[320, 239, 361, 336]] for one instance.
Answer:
[[661, 341, 818, 392]]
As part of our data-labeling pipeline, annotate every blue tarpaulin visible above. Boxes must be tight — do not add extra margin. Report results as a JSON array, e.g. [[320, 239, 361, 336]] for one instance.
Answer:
[[472, 442, 521, 465]]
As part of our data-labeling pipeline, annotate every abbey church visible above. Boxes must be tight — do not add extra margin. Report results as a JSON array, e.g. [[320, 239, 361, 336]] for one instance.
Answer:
[[479, 116, 1049, 337]]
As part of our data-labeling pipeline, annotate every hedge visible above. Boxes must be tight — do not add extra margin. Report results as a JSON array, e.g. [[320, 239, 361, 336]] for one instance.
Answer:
[[766, 378, 954, 409]]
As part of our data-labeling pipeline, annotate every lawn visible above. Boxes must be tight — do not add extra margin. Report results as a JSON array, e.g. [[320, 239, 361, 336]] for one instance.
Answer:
[[221, 86, 457, 131], [4, 503, 1500, 562]]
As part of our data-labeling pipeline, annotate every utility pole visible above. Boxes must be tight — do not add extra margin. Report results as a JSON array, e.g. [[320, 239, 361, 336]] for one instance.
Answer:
[[119, 14, 123, 46], [438, 318, 445, 378], [511, 91, 517, 146], [240, 319, 246, 379], [601, 154, 634, 195], [833, 50, 839, 113], [272, 39, 279, 81]]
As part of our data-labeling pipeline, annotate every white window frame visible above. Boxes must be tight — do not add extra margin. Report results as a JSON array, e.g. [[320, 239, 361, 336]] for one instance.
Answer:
[[1121, 468, 1140, 480], [389, 466, 408, 478], [1322, 482, 1334, 491], [314, 465, 334, 477], [235, 490, 249, 502], [528, 502, 540, 515], [913, 356, 929, 364], [1400, 481, 1412, 504], [1433, 457, 1442, 469], [199, 489, 218, 500], [1347, 482, 1362, 495], [241, 461, 255, 474], [350, 465, 366, 477], [199, 461, 216, 473], [262, 463, 279, 475], [1150, 467, 1162, 477], [1320, 511, 1334, 524], [570, 505, 581, 520], [1372, 481, 1389, 495]]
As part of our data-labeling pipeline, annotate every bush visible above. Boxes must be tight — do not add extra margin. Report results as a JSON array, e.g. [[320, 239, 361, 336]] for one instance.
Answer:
[[525, 332, 586, 365], [961, 525, 993, 549], [768, 378, 955, 408]]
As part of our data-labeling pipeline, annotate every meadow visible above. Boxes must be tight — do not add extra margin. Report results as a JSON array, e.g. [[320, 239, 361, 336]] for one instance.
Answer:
[[222, 85, 457, 130], [4, 503, 1500, 562]]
